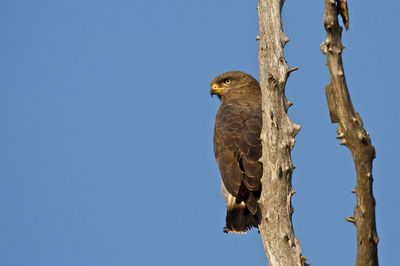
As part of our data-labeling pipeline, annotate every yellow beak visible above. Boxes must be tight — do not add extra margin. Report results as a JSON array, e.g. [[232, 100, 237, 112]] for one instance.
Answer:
[[210, 83, 224, 97]]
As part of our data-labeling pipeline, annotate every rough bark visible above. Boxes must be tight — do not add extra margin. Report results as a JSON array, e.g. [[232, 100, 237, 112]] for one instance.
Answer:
[[321, 1, 379, 265], [257, 0, 306, 265]]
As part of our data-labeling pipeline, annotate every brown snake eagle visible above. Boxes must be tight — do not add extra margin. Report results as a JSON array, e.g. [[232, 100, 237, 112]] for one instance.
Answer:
[[211, 71, 262, 233]]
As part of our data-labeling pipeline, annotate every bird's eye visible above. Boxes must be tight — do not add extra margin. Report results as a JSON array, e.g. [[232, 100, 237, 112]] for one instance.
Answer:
[[224, 79, 231, 85]]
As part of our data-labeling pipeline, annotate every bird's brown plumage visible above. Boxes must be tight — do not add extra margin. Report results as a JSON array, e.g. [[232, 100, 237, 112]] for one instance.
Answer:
[[211, 71, 262, 233]]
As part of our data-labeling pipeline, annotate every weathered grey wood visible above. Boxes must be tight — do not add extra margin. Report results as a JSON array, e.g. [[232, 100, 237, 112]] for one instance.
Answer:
[[321, 1, 379, 265], [257, 0, 306, 265]]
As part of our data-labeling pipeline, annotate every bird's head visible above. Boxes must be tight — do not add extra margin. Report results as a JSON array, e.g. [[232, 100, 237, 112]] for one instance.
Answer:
[[210, 71, 260, 101]]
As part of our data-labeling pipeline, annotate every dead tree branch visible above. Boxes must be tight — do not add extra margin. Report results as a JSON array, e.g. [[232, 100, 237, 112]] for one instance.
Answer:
[[321, 1, 379, 265], [257, 0, 306, 265]]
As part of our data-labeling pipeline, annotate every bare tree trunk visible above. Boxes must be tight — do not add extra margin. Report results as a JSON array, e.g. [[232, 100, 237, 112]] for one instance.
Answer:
[[321, 1, 379, 265], [257, 0, 306, 265]]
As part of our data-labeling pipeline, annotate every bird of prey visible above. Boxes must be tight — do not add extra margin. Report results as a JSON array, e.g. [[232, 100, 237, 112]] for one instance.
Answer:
[[210, 71, 262, 233]]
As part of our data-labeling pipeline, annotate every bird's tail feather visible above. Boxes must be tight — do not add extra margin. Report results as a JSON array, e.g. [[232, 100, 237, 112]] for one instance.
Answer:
[[224, 194, 259, 234]]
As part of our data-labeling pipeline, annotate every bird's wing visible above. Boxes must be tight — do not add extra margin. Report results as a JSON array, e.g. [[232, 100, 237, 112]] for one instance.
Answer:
[[214, 102, 262, 198], [238, 110, 262, 192]]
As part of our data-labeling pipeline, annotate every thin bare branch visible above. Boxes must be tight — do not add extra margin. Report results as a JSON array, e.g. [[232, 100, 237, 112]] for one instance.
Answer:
[[321, 1, 378, 265]]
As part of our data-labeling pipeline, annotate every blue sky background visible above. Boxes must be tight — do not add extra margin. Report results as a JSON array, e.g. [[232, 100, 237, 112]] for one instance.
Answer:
[[1, 1, 399, 265]]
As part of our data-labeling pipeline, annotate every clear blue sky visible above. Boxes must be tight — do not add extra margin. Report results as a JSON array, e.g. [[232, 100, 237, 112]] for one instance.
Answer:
[[1, 1, 399, 265]]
